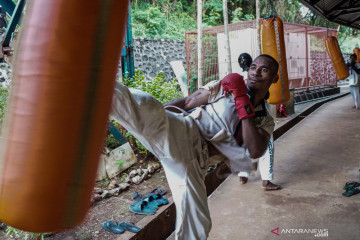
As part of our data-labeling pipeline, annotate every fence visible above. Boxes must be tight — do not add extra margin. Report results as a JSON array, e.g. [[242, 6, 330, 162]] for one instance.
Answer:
[[185, 20, 338, 92]]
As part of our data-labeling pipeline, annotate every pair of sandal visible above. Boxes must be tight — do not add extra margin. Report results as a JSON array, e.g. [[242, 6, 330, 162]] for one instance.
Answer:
[[102, 221, 141, 234], [342, 181, 360, 197], [132, 188, 167, 203], [129, 193, 169, 215]]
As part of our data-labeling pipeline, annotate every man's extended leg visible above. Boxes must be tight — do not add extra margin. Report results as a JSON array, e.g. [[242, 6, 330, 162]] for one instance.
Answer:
[[111, 82, 211, 239]]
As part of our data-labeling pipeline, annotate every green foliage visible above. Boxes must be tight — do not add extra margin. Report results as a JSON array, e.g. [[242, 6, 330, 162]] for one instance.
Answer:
[[125, 70, 183, 104], [106, 134, 121, 150], [232, 7, 254, 23], [131, 5, 196, 40], [115, 149, 126, 167], [203, 9, 222, 28], [125, 131, 147, 154], [132, 6, 166, 38], [6, 226, 46, 240], [116, 173, 128, 184], [0, 85, 8, 127], [189, 75, 198, 93], [115, 159, 126, 167]]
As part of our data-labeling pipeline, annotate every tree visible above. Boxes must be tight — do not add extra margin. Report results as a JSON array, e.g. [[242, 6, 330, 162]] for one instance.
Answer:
[[197, 0, 203, 87]]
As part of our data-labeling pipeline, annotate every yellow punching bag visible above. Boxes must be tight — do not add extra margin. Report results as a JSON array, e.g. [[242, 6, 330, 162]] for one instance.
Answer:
[[0, 0, 129, 232], [353, 47, 360, 63], [260, 17, 290, 104], [325, 36, 349, 80]]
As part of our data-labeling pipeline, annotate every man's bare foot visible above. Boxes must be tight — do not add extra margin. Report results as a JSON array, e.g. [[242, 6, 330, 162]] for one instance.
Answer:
[[240, 177, 248, 184], [262, 180, 281, 190]]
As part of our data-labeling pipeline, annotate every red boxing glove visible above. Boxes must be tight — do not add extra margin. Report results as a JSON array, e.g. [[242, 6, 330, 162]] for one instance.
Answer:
[[221, 73, 255, 119]]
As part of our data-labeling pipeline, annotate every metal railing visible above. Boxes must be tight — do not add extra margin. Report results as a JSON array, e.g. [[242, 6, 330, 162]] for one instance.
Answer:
[[292, 85, 339, 104]]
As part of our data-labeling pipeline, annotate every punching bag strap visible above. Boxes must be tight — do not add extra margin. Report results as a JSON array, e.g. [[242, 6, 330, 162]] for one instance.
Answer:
[[274, 20, 286, 102]]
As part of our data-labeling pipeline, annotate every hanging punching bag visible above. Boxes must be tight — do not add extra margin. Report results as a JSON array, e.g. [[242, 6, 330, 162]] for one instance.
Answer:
[[353, 47, 360, 63], [325, 36, 349, 80], [260, 17, 290, 104], [0, 0, 129, 232]]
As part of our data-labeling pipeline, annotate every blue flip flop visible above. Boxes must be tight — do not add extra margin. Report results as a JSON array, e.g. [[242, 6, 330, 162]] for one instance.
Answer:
[[129, 199, 157, 215], [132, 191, 142, 203], [146, 193, 169, 206], [102, 221, 124, 234], [142, 195, 162, 209], [119, 222, 141, 233], [145, 188, 167, 197], [343, 181, 360, 190]]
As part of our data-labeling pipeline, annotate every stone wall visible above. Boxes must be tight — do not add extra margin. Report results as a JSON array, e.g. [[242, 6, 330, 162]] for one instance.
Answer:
[[132, 37, 186, 80]]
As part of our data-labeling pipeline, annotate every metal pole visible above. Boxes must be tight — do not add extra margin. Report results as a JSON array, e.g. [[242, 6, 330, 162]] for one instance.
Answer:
[[305, 27, 309, 90], [256, 0, 261, 56], [185, 31, 191, 95], [223, 0, 232, 75], [197, 0, 203, 87], [127, 3, 135, 78]]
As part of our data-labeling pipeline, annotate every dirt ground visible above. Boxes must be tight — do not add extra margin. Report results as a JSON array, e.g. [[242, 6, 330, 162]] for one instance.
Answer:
[[0, 160, 171, 240]]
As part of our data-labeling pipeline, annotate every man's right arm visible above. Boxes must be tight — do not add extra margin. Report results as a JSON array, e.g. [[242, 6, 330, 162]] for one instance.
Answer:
[[164, 88, 210, 112]]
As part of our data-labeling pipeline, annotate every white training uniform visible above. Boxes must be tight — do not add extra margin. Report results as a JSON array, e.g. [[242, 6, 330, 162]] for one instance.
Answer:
[[347, 63, 360, 109], [111, 80, 274, 240]]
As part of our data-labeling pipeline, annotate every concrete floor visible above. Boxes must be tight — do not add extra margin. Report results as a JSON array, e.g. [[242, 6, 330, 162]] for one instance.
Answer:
[[207, 95, 360, 240]]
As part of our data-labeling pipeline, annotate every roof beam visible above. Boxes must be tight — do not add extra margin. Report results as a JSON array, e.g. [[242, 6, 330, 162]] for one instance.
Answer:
[[330, 7, 360, 16], [309, 0, 322, 5], [298, 0, 360, 30], [329, 8, 360, 21], [349, 15, 360, 25], [334, 5, 360, 12], [326, 0, 349, 15]]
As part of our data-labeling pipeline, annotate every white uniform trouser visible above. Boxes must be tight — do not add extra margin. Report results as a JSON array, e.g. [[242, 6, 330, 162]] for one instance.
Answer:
[[111, 82, 211, 240], [349, 86, 360, 109], [238, 135, 274, 180]]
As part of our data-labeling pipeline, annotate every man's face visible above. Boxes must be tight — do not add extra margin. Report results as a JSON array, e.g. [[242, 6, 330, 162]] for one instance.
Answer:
[[247, 57, 279, 91]]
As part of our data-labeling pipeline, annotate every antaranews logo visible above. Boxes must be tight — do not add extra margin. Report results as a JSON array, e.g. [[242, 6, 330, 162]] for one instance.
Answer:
[[271, 227, 280, 236], [271, 227, 329, 237]]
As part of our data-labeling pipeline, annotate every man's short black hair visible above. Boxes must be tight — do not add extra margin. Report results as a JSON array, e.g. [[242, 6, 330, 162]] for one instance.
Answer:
[[350, 53, 357, 60], [256, 54, 279, 74]]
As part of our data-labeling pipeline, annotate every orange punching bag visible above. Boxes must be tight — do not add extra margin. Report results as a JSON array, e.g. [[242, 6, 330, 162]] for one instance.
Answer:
[[0, 0, 129, 232], [260, 17, 290, 104], [353, 47, 360, 63], [325, 36, 349, 80]]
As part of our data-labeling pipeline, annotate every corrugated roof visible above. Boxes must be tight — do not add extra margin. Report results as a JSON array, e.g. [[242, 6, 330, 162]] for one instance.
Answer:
[[299, 0, 360, 30]]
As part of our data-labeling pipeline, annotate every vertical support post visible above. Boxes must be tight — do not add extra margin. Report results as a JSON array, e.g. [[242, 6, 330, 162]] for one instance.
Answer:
[[256, 0, 261, 56], [126, 3, 134, 78], [197, 0, 203, 87], [305, 26, 309, 91], [121, 2, 134, 79], [185, 31, 191, 95], [223, 0, 232, 75]]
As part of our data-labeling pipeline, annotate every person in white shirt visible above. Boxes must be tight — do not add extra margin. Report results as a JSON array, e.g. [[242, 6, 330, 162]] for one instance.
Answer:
[[111, 55, 279, 240], [346, 53, 360, 109]]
